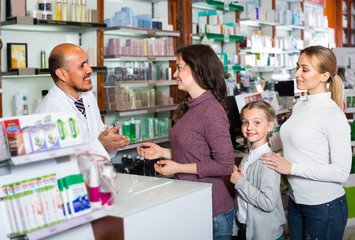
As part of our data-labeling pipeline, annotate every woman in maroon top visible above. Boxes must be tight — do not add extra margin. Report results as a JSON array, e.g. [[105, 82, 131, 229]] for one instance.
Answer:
[[137, 44, 235, 240]]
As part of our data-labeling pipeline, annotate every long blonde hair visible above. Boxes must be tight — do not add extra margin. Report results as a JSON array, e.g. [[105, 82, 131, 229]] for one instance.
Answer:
[[300, 46, 344, 110]]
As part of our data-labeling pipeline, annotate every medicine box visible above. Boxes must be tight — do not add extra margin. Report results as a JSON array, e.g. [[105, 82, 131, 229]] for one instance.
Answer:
[[208, 10, 223, 25]]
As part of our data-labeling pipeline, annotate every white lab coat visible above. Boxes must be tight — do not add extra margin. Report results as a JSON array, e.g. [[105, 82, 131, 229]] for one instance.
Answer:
[[35, 84, 116, 160]]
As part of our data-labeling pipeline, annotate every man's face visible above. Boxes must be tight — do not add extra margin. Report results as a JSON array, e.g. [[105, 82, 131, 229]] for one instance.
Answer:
[[64, 48, 93, 94]]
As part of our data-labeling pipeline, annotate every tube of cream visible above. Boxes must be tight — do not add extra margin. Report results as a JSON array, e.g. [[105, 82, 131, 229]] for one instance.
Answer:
[[57, 178, 72, 219], [89, 162, 101, 209]]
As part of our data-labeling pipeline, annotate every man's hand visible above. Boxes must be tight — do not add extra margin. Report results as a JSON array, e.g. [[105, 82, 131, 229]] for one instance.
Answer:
[[99, 125, 130, 151]]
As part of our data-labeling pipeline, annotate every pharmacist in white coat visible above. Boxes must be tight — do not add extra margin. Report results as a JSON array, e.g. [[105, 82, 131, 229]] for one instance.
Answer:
[[35, 43, 130, 160]]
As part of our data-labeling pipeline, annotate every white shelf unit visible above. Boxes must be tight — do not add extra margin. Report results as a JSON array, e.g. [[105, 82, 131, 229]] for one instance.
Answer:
[[236, 0, 307, 94], [0, 0, 103, 117], [102, 0, 178, 167], [0, 144, 100, 240]]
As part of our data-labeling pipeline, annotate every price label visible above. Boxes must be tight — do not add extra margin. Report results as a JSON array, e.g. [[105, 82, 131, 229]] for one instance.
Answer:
[[147, 29, 156, 35], [48, 227, 57, 233], [147, 56, 156, 61]]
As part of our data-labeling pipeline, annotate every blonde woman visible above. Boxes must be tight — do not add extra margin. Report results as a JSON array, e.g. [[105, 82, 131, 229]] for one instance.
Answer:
[[261, 45, 352, 240]]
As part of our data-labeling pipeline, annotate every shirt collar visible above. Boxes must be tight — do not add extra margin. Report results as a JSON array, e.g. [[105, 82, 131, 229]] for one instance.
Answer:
[[54, 84, 82, 102], [248, 143, 270, 163]]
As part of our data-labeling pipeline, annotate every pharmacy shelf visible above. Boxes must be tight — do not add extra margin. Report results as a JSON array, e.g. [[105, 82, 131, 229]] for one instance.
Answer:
[[194, 33, 245, 42], [192, 0, 244, 11], [240, 19, 280, 27], [224, 65, 245, 72], [276, 24, 305, 31], [1, 16, 106, 32], [104, 55, 176, 62], [304, 27, 330, 33], [118, 136, 169, 152], [246, 66, 283, 72], [105, 80, 177, 88], [8, 209, 107, 240], [2, 67, 107, 78], [104, 26, 180, 37], [240, 47, 283, 54], [9, 144, 90, 166], [246, 66, 296, 72], [103, 104, 179, 117]]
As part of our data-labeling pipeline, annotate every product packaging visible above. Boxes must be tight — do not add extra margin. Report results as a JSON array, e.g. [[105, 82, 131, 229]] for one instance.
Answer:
[[89, 162, 101, 209], [77, 152, 117, 207], [63, 174, 91, 217], [57, 178, 72, 219], [3, 119, 25, 157]]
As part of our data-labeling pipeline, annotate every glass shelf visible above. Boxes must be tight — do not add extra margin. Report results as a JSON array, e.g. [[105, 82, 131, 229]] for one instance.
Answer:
[[246, 66, 295, 72], [118, 136, 169, 152], [195, 33, 244, 42], [247, 66, 283, 72], [240, 47, 283, 54], [240, 19, 280, 27], [1, 16, 106, 32], [2, 67, 107, 78], [104, 55, 176, 62], [276, 24, 305, 31], [192, 0, 244, 11], [304, 27, 330, 33], [105, 80, 177, 87], [104, 26, 180, 37], [102, 104, 179, 117]]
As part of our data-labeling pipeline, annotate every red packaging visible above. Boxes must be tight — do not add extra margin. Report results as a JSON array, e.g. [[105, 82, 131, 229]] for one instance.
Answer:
[[3, 119, 25, 156]]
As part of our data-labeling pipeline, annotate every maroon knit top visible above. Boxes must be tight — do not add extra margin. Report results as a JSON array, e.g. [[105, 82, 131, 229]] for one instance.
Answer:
[[169, 90, 235, 216]]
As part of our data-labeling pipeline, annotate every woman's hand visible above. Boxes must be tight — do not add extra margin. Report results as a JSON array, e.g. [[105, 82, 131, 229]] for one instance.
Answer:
[[230, 165, 243, 184], [137, 142, 164, 160], [260, 152, 292, 175], [154, 160, 179, 176]]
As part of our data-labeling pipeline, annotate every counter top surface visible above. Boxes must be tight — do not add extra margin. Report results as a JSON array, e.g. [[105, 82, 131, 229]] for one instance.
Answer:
[[106, 173, 212, 218]]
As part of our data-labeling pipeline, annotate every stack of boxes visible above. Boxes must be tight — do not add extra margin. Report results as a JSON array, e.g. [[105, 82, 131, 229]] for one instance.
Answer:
[[104, 7, 173, 31], [105, 37, 174, 57], [104, 63, 171, 86], [194, 10, 241, 36], [104, 87, 174, 111]]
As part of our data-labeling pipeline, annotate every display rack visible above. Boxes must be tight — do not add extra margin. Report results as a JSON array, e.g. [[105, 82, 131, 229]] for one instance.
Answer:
[[2, 67, 107, 77], [114, 80, 177, 87], [1, 16, 106, 32], [104, 26, 180, 37], [24, 209, 106, 240], [192, 0, 244, 11], [102, 0, 179, 165], [0, 3, 105, 118], [104, 56, 176, 62], [102, 104, 179, 117], [0, 143, 100, 240]]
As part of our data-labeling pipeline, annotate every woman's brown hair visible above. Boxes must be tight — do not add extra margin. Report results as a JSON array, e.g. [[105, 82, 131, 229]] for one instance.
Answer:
[[172, 44, 227, 122]]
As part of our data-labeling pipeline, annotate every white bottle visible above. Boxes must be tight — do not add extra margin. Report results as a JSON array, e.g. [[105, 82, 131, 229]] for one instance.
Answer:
[[89, 162, 101, 209], [71, 0, 77, 21], [62, 0, 68, 21], [81, 0, 87, 22], [76, 0, 82, 22]]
